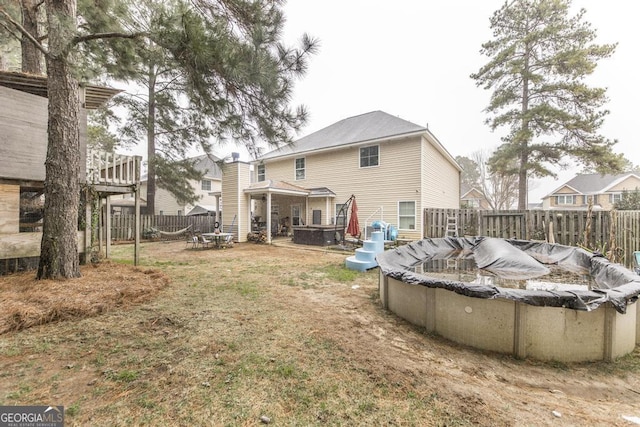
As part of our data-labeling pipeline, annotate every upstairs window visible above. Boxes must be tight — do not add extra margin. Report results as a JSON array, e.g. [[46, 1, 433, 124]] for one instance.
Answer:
[[465, 198, 480, 208], [295, 158, 305, 180], [201, 180, 211, 191], [257, 164, 266, 182], [556, 195, 575, 205], [360, 145, 379, 168]]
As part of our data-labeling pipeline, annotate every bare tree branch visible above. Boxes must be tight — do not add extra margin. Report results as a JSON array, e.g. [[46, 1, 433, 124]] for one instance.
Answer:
[[0, 8, 48, 55], [73, 31, 147, 45]]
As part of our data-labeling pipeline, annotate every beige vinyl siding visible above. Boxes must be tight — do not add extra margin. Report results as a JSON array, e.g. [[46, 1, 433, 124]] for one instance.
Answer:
[[0, 184, 19, 234], [0, 86, 88, 183], [0, 87, 48, 182], [140, 177, 222, 215], [185, 178, 222, 213], [421, 135, 459, 212], [609, 176, 640, 192], [155, 187, 183, 215], [264, 136, 426, 240], [222, 162, 251, 240], [557, 186, 576, 194]]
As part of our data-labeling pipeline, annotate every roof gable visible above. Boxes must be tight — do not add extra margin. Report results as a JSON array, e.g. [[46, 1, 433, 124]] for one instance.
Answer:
[[258, 111, 426, 160], [193, 154, 222, 179], [544, 173, 640, 198]]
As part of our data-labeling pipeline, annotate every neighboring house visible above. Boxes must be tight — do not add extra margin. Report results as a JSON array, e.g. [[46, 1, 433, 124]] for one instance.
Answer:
[[227, 111, 461, 242], [0, 71, 140, 272], [541, 172, 640, 210], [112, 154, 223, 216], [460, 183, 491, 209]]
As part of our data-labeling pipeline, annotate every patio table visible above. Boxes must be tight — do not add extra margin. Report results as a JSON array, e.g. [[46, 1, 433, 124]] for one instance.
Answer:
[[201, 232, 233, 248]]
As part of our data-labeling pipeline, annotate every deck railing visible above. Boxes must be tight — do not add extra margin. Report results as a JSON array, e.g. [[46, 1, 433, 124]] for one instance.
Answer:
[[86, 149, 141, 186]]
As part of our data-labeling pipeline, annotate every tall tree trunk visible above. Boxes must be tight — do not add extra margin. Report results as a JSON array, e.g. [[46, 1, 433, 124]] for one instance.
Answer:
[[518, 43, 531, 211], [38, 0, 81, 279], [20, 0, 43, 74], [145, 64, 156, 215]]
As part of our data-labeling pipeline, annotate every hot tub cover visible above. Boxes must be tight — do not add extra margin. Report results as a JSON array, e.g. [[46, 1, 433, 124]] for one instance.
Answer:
[[376, 237, 640, 313]]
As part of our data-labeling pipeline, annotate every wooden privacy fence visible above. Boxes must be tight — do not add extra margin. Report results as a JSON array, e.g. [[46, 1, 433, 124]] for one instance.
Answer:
[[424, 209, 640, 269], [109, 215, 218, 241]]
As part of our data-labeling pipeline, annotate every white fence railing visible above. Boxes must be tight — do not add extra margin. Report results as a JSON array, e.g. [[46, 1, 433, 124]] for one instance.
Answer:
[[86, 150, 141, 186]]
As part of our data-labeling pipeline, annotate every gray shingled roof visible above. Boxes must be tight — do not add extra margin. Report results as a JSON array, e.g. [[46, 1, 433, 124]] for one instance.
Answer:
[[193, 154, 222, 179], [558, 173, 636, 194], [258, 111, 426, 161], [141, 154, 222, 181]]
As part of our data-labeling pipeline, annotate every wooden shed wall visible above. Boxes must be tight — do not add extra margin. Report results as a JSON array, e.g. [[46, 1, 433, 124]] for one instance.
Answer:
[[0, 85, 88, 182]]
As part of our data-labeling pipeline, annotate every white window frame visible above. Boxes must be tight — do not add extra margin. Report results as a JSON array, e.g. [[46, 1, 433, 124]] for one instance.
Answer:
[[398, 201, 416, 230], [201, 179, 211, 191], [465, 198, 480, 208], [610, 193, 623, 204], [291, 204, 302, 226], [556, 195, 576, 205], [359, 145, 379, 168], [295, 157, 305, 180], [257, 164, 266, 182]]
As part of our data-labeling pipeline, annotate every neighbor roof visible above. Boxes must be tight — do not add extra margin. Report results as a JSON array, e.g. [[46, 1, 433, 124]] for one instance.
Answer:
[[544, 172, 640, 197], [140, 154, 223, 181], [257, 111, 427, 161], [192, 154, 222, 179], [186, 204, 217, 216], [0, 70, 122, 109]]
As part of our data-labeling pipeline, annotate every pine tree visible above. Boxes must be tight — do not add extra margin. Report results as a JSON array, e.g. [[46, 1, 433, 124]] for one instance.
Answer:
[[471, 0, 624, 210], [0, 0, 316, 278]]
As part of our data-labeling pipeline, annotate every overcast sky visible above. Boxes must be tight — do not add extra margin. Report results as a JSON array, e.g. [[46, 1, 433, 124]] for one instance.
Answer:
[[273, 0, 639, 202]]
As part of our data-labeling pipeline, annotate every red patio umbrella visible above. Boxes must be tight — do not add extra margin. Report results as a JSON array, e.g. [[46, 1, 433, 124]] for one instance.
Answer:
[[346, 197, 360, 238]]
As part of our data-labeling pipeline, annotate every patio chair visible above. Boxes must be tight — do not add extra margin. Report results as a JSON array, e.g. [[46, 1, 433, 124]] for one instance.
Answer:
[[186, 234, 199, 249], [198, 234, 212, 249]]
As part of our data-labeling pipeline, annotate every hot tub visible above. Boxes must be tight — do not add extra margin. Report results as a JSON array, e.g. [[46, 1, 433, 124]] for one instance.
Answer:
[[377, 237, 640, 362], [293, 225, 344, 246]]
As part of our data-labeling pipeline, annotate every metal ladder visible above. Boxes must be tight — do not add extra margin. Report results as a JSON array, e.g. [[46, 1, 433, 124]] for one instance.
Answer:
[[445, 216, 458, 237]]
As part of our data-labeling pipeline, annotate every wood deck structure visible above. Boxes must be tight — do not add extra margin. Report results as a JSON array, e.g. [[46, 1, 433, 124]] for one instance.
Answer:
[[0, 71, 141, 274]]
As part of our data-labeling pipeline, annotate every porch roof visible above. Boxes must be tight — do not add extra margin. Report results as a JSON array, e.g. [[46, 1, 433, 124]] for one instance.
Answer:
[[245, 180, 310, 197], [307, 187, 336, 198]]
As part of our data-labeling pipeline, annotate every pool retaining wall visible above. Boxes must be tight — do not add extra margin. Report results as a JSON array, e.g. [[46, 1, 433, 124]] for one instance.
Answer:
[[379, 272, 639, 362]]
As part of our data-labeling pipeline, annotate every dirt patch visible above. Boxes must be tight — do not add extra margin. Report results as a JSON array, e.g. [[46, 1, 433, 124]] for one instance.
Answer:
[[0, 241, 639, 426]]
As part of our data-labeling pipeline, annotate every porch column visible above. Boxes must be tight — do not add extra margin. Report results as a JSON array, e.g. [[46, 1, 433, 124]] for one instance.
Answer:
[[325, 197, 331, 225], [266, 192, 272, 244], [215, 195, 221, 223], [134, 183, 140, 266], [304, 196, 309, 226], [105, 196, 111, 259]]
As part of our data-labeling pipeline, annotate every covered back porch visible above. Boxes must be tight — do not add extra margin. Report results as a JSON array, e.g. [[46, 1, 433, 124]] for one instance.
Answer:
[[244, 180, 343, 245]]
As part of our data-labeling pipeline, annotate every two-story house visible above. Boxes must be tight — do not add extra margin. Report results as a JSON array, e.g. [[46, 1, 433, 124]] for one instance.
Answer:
[[111, 154, 223, 217], [460, 183, 491, 209], [220, 111, 461, 243], [541, 172, 640, 210]]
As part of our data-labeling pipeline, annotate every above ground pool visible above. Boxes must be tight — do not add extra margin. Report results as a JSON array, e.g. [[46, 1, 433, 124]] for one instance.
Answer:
[[377, 237, 640, 362]]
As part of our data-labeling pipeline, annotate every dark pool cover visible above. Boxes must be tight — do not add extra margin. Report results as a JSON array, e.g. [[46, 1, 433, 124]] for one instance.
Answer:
[[376, 237, 640, 313]]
